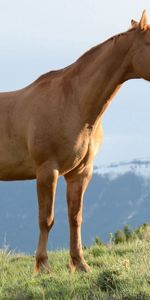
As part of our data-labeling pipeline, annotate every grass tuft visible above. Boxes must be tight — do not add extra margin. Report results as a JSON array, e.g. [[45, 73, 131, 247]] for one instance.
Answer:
[[1, 238, 150, 299]]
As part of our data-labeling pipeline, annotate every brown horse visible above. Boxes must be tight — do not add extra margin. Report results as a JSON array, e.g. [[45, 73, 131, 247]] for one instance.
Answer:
[[0, 10, 150, 272]]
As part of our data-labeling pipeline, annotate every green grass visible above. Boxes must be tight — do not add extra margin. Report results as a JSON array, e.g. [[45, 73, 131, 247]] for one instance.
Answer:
[[1, 240, 150, 300]]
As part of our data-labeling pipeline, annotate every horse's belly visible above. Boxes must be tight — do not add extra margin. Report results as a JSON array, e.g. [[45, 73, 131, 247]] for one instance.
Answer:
[[0, 145, 36, 180]]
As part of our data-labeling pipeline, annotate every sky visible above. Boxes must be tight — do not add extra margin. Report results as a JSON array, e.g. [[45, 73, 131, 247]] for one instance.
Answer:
[[0, 0, 150, 166]]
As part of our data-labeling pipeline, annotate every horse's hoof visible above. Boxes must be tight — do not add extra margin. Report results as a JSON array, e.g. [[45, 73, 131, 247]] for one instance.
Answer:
[[35, 257, 50, 274], [68, 259, 91, 273]]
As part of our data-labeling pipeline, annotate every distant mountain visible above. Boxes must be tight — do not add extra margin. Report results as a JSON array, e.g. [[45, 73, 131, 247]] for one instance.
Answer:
[[0, 158, 150, 254]]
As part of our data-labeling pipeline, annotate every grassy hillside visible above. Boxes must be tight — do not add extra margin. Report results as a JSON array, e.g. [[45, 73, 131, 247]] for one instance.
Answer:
[[1, 237, 150, 300]]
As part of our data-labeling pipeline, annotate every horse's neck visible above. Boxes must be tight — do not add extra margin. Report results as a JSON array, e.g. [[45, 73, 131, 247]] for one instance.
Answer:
[[74, 30, 135, 129]]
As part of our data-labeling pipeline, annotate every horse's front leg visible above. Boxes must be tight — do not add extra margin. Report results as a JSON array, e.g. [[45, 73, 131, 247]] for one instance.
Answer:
[[65, 165, 93, 272], [35, 163, 58, 273]]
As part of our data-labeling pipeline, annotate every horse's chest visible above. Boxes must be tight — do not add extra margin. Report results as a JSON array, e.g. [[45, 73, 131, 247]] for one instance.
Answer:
[[60, 124, 102, 175], [58, 135, 93, 175]]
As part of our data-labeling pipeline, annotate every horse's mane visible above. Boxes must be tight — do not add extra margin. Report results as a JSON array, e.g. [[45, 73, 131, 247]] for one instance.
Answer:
[[34, 27, 138, 85], [77, 27, 136, 63]]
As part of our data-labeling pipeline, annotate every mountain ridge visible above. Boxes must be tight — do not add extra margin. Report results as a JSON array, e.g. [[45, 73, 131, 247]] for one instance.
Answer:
[[0, 157, 150, 253]]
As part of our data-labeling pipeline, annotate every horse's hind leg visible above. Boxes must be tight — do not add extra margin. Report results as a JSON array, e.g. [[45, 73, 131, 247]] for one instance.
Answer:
[[35, 163, 58, 273]]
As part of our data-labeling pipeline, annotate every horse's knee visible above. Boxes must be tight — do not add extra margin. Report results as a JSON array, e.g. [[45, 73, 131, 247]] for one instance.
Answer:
[[47, 218, 54, 231], [69, 214, 82, 227], [39, 216, 54, 232]]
